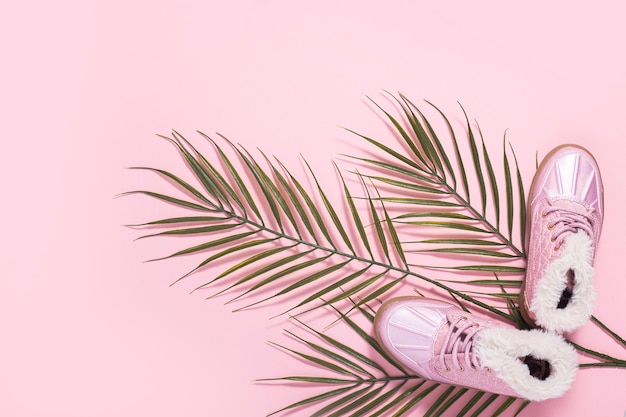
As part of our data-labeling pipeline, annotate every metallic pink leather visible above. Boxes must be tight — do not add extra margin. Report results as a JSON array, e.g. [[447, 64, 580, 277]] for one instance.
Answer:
[[520, 144, 604, 331], [373, 298, 519, 397]]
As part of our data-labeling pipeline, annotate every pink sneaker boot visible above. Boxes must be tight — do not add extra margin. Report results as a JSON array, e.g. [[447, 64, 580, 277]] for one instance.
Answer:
[[520, 144, 604, 333], [374, 297, 578, 402]]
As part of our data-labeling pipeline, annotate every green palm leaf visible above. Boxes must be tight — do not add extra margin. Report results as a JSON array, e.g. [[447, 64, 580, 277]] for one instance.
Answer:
[[262, 303, 524, 417], [127, 92, 626, 416]]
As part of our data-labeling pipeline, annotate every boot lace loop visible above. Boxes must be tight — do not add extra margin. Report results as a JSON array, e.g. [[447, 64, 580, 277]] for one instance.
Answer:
[[543, 202, 594, 248], [439, 315, 483, 371]]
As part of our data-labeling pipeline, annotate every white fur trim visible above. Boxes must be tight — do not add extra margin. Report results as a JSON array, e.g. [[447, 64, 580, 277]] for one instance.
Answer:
[[475, 327, 578, 401], [531, 232, 595, 333]]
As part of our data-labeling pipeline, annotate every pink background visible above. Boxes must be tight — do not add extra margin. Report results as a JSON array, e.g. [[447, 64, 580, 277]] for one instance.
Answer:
[[2, 1, 625, 416]]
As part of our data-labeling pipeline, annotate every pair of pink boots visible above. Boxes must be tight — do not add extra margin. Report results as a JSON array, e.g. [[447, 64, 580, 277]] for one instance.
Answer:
[[375, 145, 603, 401]]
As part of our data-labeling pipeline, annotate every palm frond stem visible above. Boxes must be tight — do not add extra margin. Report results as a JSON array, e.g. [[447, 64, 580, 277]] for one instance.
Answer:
[[168, 186, 516, 320]]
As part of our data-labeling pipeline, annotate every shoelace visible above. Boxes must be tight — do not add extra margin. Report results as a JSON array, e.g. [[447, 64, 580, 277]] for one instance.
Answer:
[[543, 202, 594, 249], [439, 315, 483, 371]]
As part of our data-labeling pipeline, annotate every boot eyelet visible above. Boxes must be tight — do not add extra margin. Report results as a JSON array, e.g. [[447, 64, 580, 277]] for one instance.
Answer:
[[547, 224, 555, 230], [541, 211, 547, 218], [444, 366, 451, 372], [459, 365, 464, 371]]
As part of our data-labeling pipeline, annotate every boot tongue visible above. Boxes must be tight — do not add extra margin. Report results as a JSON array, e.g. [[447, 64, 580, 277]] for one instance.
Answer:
[[552, 198, 589, 215], [433, 311, 477, 355], [550, 198, 594, 241]]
